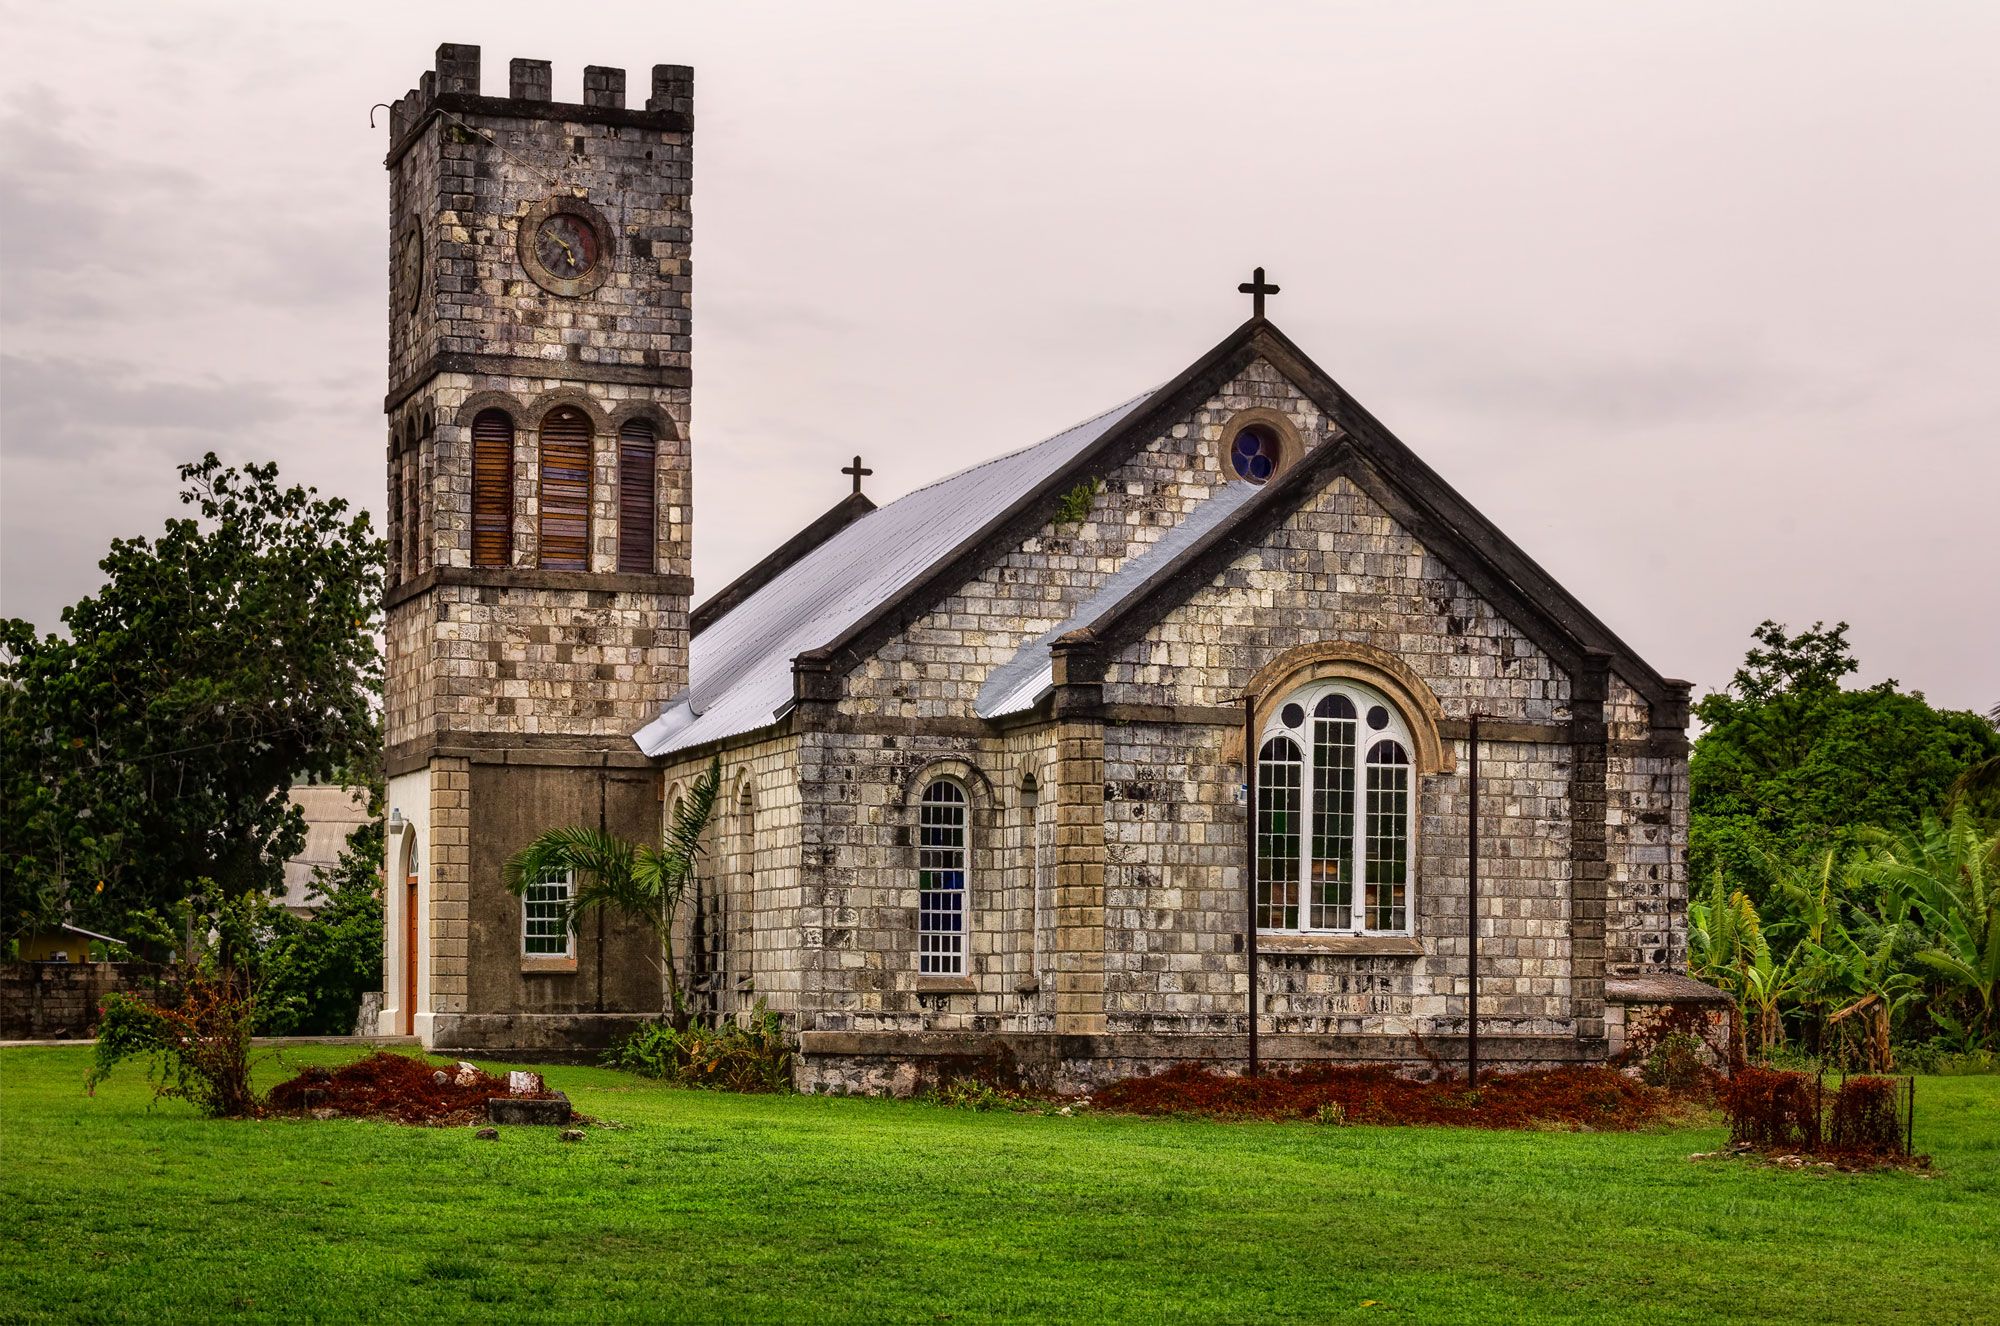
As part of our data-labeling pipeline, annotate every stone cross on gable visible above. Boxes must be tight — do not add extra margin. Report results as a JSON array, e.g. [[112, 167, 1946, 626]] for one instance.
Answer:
[[1238, 266, 1280, 318], [842, 455, 873, 495]]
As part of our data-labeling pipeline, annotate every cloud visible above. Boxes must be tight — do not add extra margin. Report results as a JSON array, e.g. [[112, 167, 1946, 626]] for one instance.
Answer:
[[0, 354, 293, 459]]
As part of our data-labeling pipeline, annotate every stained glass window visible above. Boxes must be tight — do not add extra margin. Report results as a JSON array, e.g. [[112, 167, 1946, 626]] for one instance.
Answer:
[[1229, 425, 1285, 484]]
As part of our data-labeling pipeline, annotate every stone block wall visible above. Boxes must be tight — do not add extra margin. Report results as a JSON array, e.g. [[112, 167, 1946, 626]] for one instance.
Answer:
[[385, 50, 693, 391], [843, 360, 1332, 718], [1604, 675, 1689, 976], [387, 580, 688, 752], [1109, 475, 1569, 724], [660, 733, 803, 1020], [0, 963, 166, 1039]]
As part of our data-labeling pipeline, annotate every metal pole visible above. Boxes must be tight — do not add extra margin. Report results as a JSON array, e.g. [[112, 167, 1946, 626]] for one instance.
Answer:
[[1907, 1075, 1916, 1156], [1245, 693, 1260, 1078], [1468, 711, 1481, 1088]]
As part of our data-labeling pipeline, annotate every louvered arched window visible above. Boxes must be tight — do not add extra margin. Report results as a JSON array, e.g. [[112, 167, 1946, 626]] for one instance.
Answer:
[[470, 409, 514, 568], [1256, 682, 1414, 935], [537, 407, 592, 570], [617, 419, 657, 573], [917, 779, 969, 975]]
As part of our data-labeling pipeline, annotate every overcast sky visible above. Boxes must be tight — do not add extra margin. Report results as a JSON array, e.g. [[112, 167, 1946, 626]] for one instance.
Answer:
[[2, 1, 1994, 713]]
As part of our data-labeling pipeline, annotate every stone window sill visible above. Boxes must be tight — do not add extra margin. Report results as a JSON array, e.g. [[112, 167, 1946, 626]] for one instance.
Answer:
[[520, 956, 578, 975], [1257, 934, 1424, 957], [915, 976, 976, 994]]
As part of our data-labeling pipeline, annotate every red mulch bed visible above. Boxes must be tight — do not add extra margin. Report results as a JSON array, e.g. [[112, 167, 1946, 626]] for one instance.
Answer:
[[1089, 1062, 1684, 1129], [268, 1053, 526, 1125]]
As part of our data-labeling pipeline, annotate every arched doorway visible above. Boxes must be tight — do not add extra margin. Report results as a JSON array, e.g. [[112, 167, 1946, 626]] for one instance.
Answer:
[[400, 833, 420, 1036]]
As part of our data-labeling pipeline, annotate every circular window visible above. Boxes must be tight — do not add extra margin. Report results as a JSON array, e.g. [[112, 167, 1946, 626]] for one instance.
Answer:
[[1367, 705, 1390, 731], [1280, 702, 1306, 729], [1229, 425, 1284, 484]]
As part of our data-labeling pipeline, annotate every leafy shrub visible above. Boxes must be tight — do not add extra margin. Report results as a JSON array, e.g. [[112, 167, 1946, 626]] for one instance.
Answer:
[[607, 1004, 793, 1093], [257, 827, 385, 1035], [1827, 1076, 1904, 1156], [1895, 1039, 1999, 1076], [1721, 1067, 1820, 1150], [925, 1076, 1016, 1111], [86, 969, 260, 1118], [1052, 478, 1103, 526], [1642, 1032, 1712, 1093]]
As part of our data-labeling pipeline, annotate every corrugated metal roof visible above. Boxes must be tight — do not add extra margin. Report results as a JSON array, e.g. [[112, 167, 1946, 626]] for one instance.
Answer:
[[636, 391, 1154, 758], [281, 784, 372, 909], [974, 478, 1261, 718]]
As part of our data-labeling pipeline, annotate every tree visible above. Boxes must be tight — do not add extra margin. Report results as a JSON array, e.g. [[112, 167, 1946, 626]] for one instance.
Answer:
[[257, 816, 387, 1036], [0, 454, 384, 940], [1690, 620, 1999, 897], [503, 756, 722, 1023]]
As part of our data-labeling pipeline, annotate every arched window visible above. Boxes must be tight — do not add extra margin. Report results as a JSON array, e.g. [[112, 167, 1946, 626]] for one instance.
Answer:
[[388, 451, 405, 586], [538, 406, 592, 570], [1256, 682, 1414, 935], [402, 421, 423, 577], [471, 408, 514, 568], [918, 779, 969, 975], [617, 419, 657, 573]]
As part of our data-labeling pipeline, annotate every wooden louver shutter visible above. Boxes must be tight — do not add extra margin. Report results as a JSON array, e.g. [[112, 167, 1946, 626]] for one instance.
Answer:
[[617, 420, 657, 573], [538, 407, 593, 570], [471, 410, 514, 568]]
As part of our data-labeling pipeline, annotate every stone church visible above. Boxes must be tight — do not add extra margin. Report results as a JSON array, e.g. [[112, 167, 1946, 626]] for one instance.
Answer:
[[379, 44, 1719, 1089]]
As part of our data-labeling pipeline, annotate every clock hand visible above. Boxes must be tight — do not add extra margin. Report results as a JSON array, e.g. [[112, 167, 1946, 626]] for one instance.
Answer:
[[550, 229, 579, 270]]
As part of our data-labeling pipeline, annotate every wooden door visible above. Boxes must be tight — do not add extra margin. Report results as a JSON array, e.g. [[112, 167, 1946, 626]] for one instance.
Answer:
[[404, 866, 418, 1035]]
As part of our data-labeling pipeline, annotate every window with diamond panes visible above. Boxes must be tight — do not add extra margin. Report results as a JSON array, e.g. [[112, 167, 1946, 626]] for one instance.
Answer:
[[522, 868, 573, 957], [1255, 683, 1415, 935], [917, 780, 968, 975]]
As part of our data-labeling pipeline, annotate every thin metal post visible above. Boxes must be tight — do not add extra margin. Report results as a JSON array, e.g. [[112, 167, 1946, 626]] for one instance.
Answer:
[[1907, 1075, 1916, 1156], [1468, 711, 1480, 1088], [1245, 693, 1260, 1077]]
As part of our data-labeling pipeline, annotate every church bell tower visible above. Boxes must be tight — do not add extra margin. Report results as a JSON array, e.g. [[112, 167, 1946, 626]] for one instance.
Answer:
[[379, 44, 693, 1048]]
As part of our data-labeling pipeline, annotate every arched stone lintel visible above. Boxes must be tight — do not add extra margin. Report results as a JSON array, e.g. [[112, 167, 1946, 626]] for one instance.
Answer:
[[528, 389, 611, 433], [898, 756, 998, 811], [606, 401, 684, 443], [453, 392, 528, 432], [1242, 640, 1455, 775]]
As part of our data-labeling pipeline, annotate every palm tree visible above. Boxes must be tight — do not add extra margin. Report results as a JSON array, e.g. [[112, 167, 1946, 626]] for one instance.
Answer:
[[503, 755, 722, 1024]]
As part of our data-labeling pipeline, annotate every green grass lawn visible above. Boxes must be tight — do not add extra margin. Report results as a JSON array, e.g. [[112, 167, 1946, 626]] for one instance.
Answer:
[[2, 1046, 1995, 1324]]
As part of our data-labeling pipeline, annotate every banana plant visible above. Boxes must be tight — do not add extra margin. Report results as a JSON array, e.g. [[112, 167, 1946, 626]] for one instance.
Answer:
[[1856, 807, 1999, 1050]]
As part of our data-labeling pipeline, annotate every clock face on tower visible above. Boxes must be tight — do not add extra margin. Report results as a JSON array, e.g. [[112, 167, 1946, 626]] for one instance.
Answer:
[[518, 196, 613, 298], [534, 214, 600, 281]]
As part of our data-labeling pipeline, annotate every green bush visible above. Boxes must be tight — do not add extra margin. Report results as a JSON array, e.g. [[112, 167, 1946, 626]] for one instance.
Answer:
[[607, 1004, 793, 1093], [1641, 1032, 1710, 1092]]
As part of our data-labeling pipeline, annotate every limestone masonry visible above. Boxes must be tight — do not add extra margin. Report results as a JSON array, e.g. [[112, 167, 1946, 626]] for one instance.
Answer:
[[380, 43, 1721, 1089]]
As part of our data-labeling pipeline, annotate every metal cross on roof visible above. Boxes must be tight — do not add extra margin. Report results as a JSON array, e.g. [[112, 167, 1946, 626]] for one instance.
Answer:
[[842, 454, 873, 494], [1238, 266, 1280, 318]]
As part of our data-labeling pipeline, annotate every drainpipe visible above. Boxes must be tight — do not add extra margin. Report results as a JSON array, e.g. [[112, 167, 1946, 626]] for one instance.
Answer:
[[1244, 692, 1260, 1078], [1468, 711, 1482, 1088]]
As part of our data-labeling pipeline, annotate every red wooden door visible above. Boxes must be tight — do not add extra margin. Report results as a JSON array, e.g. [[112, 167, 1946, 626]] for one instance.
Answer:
[[404, 870, 418, 1035]]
